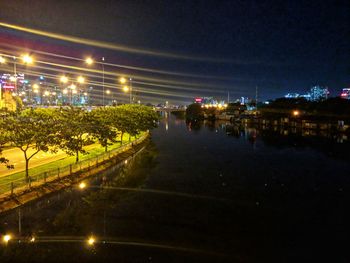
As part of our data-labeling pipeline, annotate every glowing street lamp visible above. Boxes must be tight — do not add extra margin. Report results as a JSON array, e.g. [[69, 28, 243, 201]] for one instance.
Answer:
[[87, 236, 95, 246], [60, 75, 68, 84], [85, 57, 93, 65], [120, 77, 133, 103], [119, 77, 126, 84], [293, 110, 300, 117], [77, 76, 85, 84], [79, 182, 86, 189], [21, 54, 33, 64], [2, 234, 11, 243], [106, 89, 110, 94]]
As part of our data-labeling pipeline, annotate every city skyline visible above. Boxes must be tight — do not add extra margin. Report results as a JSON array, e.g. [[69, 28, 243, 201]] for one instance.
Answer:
[[0, 0, 348, 104]]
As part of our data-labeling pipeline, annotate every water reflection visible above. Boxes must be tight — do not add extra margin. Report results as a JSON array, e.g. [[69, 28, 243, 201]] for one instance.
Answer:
[[184, 118, 350, 161], [1, 115, 349, 262]]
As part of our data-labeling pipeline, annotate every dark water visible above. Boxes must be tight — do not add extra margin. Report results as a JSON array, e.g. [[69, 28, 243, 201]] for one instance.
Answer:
[[0, 113, 349, 262]]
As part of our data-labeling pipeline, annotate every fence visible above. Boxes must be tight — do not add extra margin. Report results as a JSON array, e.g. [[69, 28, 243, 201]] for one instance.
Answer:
[[0, 132, 149, 198]]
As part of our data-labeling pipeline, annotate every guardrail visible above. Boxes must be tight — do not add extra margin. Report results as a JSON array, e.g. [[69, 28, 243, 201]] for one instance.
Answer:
[[0, 132, 149, 198]]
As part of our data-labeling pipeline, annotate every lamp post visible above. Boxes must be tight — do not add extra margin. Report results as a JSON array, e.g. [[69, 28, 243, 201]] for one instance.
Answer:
[[0, 56, 5, 107], [102, 57, 105, 106], [120, 77, 133, 104]]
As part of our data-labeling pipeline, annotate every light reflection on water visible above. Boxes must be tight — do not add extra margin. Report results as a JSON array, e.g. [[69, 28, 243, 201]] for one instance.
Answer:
[[0, 113, 349, 262]]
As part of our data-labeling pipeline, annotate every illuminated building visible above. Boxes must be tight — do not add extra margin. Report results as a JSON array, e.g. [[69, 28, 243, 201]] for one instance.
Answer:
[[309, 86, 329, 101], [340, 88, 350, 99]]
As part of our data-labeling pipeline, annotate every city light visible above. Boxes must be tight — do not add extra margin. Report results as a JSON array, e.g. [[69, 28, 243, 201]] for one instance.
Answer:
[[0, 56, 6, 64], [79, 182, 86, 189], [85, 57, 93, 65], [60, 75, 68, 83], [123, 86, 129, 92], [119, 77, 126, 84], [21, 54, 33, 64], [2, 234, 11, 243], [87, 236, 95, 246], [70, 84, 76, 90], [9, 76, 16, 82], [106, 90, 110, 94], [32, 84, 39, 89], [30, 236, 35, 243], [63, 89, 68, 94], [293, 110, 300, 116], [77, 76, 85, 84]]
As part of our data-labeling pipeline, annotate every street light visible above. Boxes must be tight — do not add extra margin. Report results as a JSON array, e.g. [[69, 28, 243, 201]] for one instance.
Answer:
[[60, 75, 68, 84], [21, 54, 33, 64], [120, 77, 132, 104], [102, 57, 105, 106], [77, 76, 85, 84], [85, 57, 93, 65], [0, 56, 6, 64]]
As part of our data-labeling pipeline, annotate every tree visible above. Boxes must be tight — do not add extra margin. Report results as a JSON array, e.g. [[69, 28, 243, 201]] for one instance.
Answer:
[[90, 108, 117, 152], [57, 107, 94, 163], [186, 103, 204, 120], [0, 108, 59, 179]]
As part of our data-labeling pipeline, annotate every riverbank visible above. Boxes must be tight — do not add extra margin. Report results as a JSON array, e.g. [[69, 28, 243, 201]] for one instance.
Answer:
[[0, 133, 150, 214]]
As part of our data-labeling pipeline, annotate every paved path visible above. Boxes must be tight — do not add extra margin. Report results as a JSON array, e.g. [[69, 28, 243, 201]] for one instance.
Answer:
[[0, 144, 100, 178]]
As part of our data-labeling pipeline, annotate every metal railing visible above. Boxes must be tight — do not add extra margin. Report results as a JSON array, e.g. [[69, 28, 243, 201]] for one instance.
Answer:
[[0, 133, 149, 199]]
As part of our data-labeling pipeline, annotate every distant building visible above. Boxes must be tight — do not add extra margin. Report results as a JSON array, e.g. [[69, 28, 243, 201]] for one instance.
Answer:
[[340, 88, 350, 99], [309, 86, 329, 101], [284, 93, 300, 98]]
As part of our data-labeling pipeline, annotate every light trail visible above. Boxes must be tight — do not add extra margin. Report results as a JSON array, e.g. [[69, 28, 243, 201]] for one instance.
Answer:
[[25, 237, 230, 258], [89, 186, 234, 203], [0, 22, 240, 63], [0, 44, 236, 80]]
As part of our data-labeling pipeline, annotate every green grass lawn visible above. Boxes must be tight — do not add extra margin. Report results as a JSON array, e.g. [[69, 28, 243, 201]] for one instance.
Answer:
[[0, 133, 141, 186]]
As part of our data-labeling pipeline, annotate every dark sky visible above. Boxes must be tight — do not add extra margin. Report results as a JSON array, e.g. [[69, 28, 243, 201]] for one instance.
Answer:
[[0, 0, 349, 103]]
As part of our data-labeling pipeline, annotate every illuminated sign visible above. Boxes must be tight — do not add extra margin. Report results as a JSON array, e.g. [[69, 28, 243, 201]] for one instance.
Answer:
[[194, 97, 203, 103], [3, 85, 15, 90]]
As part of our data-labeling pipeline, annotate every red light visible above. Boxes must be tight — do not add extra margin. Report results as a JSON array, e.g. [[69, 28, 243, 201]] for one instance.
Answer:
[[341, 93, 347, 97]]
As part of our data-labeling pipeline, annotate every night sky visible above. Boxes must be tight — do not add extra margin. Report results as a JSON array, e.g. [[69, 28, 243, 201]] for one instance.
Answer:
[[0, 0, 349, 104]]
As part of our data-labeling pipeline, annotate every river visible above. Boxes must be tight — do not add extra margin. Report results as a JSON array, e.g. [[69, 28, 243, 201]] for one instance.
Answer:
[[0, 112, 349, 262]]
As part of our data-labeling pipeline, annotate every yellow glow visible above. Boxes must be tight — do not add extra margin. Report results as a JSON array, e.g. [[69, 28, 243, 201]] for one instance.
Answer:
[[33, 89, 39, 94], [293, 110, 300, 116], [87, 236, 95, 246], [83, 92, 88, 96], [30, 237, 35, 242], [79, 182, 86, 189], [3, 234, 11, 243], [77, 76, 85, 84], [123, 86, 129, 92], [32, 84, 39, 89], [85, 57, 93, 65], [60, 75, 68, 83], [63, 89, 68, 94], [72, 90, 77, 94], [9, 76, 16, 82], [106, 90, 110, 94], [44, 91, 50, 96], [70, 84, 76, 90], [119, 77, 126, 84], [52, 92, 56, 95], [21, 54, 33, 64], [0, 56, 6, 63]]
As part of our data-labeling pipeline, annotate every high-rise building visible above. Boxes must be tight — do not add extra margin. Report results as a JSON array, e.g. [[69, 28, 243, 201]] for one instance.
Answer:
[[309, 86, 329, 101]]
